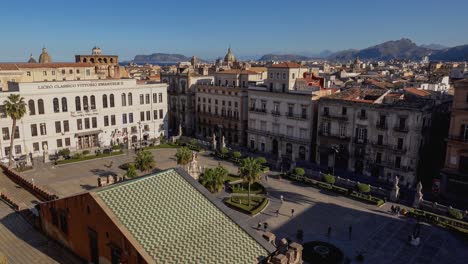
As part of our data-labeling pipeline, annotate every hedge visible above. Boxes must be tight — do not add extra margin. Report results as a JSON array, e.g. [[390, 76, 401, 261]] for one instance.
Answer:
[[407, 209, 468, 234], [323, 174, 336, 185], [225, 196, 269, 216], [57, 151, 124, 165], [449, 208, 464, 220], [287, 174, 384, 206]]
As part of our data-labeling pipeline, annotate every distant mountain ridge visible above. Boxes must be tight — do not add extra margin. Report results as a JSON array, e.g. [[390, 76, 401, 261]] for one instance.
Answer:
[[259, 54, 311, 61], [133, 53, 191, 64]]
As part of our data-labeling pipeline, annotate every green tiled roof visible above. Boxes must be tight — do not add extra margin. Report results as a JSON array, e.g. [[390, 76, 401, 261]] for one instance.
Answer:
[[96, 169, 270, 263]]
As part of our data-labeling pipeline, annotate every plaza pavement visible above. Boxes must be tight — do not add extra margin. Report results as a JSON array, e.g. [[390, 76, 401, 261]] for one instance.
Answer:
[[9, 148, 468, 263]]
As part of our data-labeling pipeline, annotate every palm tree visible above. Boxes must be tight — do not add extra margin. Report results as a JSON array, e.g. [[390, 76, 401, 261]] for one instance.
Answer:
[[125, 164, 138, 179], [201, 167, 224, 193], [175, 147, 192, 165], [239, 157, 263, 206], [215, 165, 228, 181], [134, 150, 155, 173], [3, 94, 27, 167]]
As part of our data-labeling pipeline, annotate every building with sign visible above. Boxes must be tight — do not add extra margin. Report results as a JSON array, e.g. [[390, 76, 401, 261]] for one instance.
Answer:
[[0, 79, 168, 159]]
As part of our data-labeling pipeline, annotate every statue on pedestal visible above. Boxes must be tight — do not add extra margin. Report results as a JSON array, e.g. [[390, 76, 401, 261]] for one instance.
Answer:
[[390, 176, 400, 202], [221, 135, 226, 149], [25, 146, 31, 166], [211, 133, 217, 150], [43, 143, 49, 163], [413, 181, 423, 208], [178, 124, 183, 137], [186, 151, 202, 180]]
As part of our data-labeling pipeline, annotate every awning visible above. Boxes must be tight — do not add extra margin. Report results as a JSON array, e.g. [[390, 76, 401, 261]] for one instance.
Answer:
[[75, 130, 103, 137]]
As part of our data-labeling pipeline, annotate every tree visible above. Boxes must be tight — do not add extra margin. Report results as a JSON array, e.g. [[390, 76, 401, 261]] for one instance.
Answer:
[[323, 174, 336, 185], [255, 157, 267, 165], [175, 147, 192, 165], [357, 183, 371, 193], [294, 167, 305, 177], [134, 150, 155, 173], [239, 157, 263, 206], [215, 165, 228, 180], [125, 164, 138, 179], [201, 167, 224, 193], [3, 94, 27, 167]]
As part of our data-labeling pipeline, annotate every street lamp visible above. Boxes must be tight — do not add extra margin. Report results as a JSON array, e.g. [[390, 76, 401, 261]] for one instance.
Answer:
[[331, 145, 339, 176], [138, 121, 142, 150]]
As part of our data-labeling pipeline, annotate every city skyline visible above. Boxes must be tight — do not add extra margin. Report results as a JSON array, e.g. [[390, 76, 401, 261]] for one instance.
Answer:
[[1, 0, 468, 61]]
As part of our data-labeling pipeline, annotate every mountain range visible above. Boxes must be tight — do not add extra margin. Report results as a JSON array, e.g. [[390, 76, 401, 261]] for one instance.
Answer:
[[131, 39, 468, 64]]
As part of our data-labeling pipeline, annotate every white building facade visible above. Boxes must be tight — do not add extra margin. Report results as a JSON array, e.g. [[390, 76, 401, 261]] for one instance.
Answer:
[[0, 79, 168, 158]]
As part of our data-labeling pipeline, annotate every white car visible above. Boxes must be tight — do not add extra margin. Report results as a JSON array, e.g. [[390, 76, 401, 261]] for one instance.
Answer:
[[0, 157, 11, 165]]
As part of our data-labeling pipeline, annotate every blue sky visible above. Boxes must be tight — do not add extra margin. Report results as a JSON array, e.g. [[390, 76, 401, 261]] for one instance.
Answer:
[[1, 0, 468, 61]]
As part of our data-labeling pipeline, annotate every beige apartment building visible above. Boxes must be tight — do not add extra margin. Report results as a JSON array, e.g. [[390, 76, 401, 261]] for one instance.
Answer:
[[316, 87, 442, 186], [160, 67, 213, 136], [441, 79, 468, 198]]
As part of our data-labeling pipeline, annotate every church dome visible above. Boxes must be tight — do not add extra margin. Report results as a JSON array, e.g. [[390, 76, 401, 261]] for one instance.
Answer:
[[27, 53, 37, 63], [224, 47, 236, 63], [38, 47, 52, 63]]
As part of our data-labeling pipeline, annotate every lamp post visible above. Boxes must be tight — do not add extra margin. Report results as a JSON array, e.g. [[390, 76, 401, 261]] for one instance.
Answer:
[[138, 121, 142, 150]]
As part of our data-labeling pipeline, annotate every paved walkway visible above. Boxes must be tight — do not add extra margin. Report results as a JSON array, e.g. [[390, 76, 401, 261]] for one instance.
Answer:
[[242, 176, 468, 264], [0, 202, 82, 264]]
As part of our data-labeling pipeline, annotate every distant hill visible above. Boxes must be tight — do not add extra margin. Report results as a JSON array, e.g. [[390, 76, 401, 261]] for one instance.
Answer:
[[259, 54, 311, 61], [133, 53, 191, 64], [420, 44, 449, 50], [429, 45, 468, 61], [328, 38, 432, 61]]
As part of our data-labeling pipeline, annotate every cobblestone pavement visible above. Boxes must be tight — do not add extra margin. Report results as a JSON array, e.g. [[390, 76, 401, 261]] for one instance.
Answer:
[[243, 176, 468, 264], [0, 203, 83, 264]]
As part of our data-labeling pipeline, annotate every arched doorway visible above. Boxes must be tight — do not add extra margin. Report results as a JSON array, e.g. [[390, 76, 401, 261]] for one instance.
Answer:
[[272, 139, 279, 157]]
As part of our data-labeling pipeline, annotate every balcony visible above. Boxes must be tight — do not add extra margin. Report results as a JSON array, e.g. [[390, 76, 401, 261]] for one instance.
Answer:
[[394, 126, 409, 133], [271, 110, 281, 116], [369, 141, 407, 154], [448, 136, 468, 144], [376, 122, 388, 130], [318, 131, 350, 141], [357, 114, 367, 120], [354, 137, 367, 145], [249, 107, 267, 114], [247, 128, 310, 144], [286, 112, 308, 120], [322, 113, 348, 121]]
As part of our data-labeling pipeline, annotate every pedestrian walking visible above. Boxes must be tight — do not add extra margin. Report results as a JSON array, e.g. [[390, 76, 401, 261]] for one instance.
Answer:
[[276, 209, 279, 217], [327, 226, 332, 237], [291, 208, 295, 217], [349, 225, 352, 240], [264, 222, 268, 232], [280, 195, 284, 203], [257, 222, 262, 230]]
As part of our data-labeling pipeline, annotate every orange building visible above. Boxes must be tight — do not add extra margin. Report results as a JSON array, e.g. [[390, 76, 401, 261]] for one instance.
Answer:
[[441, 79, 468, 200]]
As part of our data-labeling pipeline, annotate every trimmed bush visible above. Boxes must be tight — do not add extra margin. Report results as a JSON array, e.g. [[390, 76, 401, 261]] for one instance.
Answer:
[[58, 148, 70, 158], [112, 145, 121, 150], [293, 167, 305, 177], [82, 150, 90, 155], [323, 174, 336, 185], [357, 183, 371, 193], [449, 208, 464, 220], [225, 196, 269, 215]]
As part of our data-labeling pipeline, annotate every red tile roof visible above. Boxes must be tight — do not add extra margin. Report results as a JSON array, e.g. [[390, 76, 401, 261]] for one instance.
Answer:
[[0, 62, 94, 69], [270, 62, 302, 68], [0, 64, 20, 71], [404, 88, 432, 97]]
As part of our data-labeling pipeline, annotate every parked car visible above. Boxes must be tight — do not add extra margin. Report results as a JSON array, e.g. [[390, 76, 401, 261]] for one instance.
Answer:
[[0, 157, 10, 164], [103, 148, 113, 154]]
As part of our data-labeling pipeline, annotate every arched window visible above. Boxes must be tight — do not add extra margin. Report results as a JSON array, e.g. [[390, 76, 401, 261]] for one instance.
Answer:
[[83, 96, 89, 111], [299, 146, 306, 160], [53, 98, 59, 113], [90, 95, 96, 110], [128, 93, 132, 106], [61, 97, 68, 112], [75, 96, 81, 111], [121, 93, 126, 106], [102, 94, 108, 108], [38, 99, 45, 114], [286, 143, 292, 155], [181, 80, 186, 94], [109, 94, 115, 107], [28, 100, 35, 115]]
